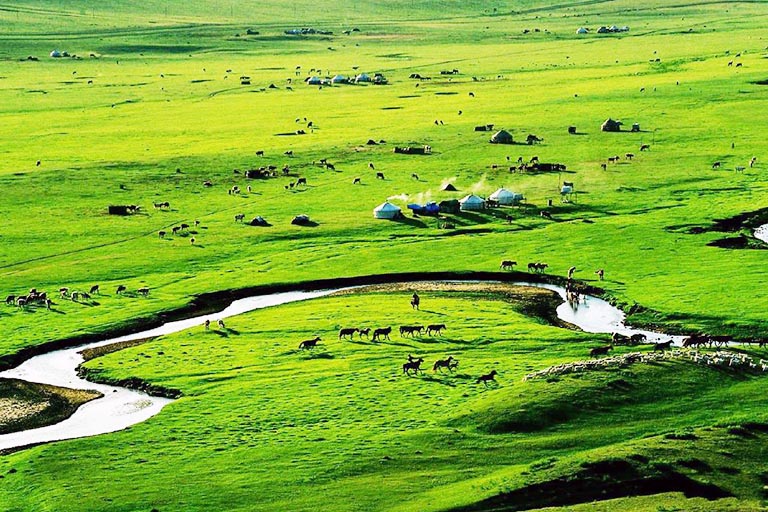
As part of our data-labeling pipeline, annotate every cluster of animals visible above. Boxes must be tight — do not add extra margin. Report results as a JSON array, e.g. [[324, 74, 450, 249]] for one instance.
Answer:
[[599, 145, 649, 170], [334, 323, 447, 341], [711, 156, 757, 173], [523, 349, 768, 382], [5, 284, 150, 310], [158, 220, 198, 240]]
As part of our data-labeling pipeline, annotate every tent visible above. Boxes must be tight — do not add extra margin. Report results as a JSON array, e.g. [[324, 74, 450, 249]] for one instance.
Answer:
[[355, 73, 371, 83], [50, 50, 62, 58], [576, 27, 589, 34], [442, 183, 457, 192], [439, 199, 460, 213], [459, 194, 486, 211], [306, 76, 322, 85], [490, 130, 513, 144], [489, 188, 524, 205], [601, 119, 622, 132], [407, 202, 440, 216], [331, 74, 347, 84], [291, 214, 312, 225], [373, 201, 402, 219], [561, 185, 574, 195]]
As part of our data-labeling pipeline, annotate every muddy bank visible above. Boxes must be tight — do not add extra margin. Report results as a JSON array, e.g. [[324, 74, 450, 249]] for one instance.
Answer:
[[0, 271, 588, 373], [0, 379, 102, 435]]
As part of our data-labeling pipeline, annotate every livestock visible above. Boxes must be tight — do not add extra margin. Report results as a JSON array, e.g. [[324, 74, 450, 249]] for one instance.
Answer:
[[750, 157, 757, 167], [600, 163, 607, 171], [376, 172, 385, 180], [296, 177, 307, 186], [712, 161, 721, 169], [595, 268, 605, 280], [640, 144, 650, 151], [153, 201, 170, 209], [590, 345, 613, 358], [358, 328, 371, 339], [476, 370, 498, 386], [399, 325, 424, 337], [735, 166, 745, 173], [5, 295, 15, 305], [204, 319, 210, 330], [235, 213, 245, 222], [540, 211, 552, 220], [563, 181, 574, 188], [630, 333, 647, 344], [158, 231, 166, 238], [625, 153, 634, 160], [568, 126, 577, 134], [427, 324, 446, 336], [607, 156, 620, 163], [172, 226, 181, 235], [612, 332, 630, 344], [217, 319, 225, 329], [325, 163, 336, 170], [373, 326, 392, 341], [403, 357, 425, 376], [16, 297, 27, 308], [338, 327, 359, 339], [433, 356, 456, 372], [89, 285, 100, 295], [411, 173, 419, 180], [284, 150, 294, 157], [116, 285, 126, 294], [653, 340, 673, 351], [353, 177, 361, 184], [299, 336, 321, 350], [137, 287, 150, 296], [203, 180, 213, 187], [500, 260, 517, 270], [411, 293, 420, 310], [567, 266, 577, 278], [180, 223, 189, 231], [190, 238, 196, 245]]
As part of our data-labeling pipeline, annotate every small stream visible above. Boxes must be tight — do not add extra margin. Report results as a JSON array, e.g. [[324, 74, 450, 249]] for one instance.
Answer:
[[0, 280, 680, 452], [755, 223, 768, 245]]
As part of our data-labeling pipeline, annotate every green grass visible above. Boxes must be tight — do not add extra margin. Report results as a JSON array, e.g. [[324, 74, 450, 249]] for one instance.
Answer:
[[1, 1, 768, 510]]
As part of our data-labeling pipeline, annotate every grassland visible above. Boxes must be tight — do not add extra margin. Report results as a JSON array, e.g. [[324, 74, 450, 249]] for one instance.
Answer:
[[0, 0, 768, 510]]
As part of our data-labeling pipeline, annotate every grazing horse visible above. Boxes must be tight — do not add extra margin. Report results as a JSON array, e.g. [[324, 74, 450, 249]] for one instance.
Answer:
[[256, 150, 264, 156], [433, 356, 456, 372], [595, 268, 604, 280], [476, 370, 498, 386], [353, 177, 361, 184], [403, 357, 425, 376], [5, 295, 16, 305], [235, 213, 245, 222], [158, 230, 166, 238], [500, 260, 517, 270], [296, 177, 307, 186], [137, 287, 150, 296], [427, 324, 446, 336], [204, 319, 210, 330], [682, 334, 708, 348], [376, 172, 385, 180], [653, 340, 673, 352], [640, 144, 650, 151], [612, 332, 630, 344], [540, 211, 552, 220], [590, 345, 613, 357], [411, 173, 419, 180], [116, 285, 126, 294], [217, 319, 225, 329], [299, 336, 321, 350], [339, 327, 358, 339], [89, 285, 100, 295], [630, 333, 647, 344], [373, 326, 392, 341], [567, 266, 576, 278], [712, 161, 721, 169], [358, 328, 371, 339]]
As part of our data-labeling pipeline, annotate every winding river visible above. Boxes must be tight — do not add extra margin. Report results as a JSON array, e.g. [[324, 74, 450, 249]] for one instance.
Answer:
[[0, 281, 681, 452]]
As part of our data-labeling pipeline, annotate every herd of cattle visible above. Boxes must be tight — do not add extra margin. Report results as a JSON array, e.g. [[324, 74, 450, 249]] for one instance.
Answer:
[[5, 284, 151, 310]]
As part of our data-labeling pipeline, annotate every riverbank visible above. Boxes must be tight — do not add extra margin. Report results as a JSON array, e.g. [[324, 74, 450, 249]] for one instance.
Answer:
[[0, 379, 101, 436]]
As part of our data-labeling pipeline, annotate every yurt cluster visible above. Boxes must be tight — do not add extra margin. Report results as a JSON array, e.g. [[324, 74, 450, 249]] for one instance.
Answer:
[[373, 188, 524, 220], [305, 72, 387, 86]]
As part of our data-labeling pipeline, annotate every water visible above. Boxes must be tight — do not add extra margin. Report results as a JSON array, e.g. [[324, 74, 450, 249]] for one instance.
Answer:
[[755, 223, 768, 245], [0, 281, 679, 451]]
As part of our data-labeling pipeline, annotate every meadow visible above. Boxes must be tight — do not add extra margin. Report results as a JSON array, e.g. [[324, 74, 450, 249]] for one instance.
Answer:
[[0, 0, 767, 510]]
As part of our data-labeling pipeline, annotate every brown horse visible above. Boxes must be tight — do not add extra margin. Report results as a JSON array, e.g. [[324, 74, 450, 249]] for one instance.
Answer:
[[373, 326, 392, 341], [299, 336, 321, 350], [590, 345, 613, 357], [403, 357, 424, 376], [476, 370, 498, 386], [433, 356, 457, 373]]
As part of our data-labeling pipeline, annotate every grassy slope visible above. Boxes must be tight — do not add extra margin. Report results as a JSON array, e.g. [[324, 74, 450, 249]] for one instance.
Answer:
[[0, 0, 767, 510], [2, 287, 768, 511]]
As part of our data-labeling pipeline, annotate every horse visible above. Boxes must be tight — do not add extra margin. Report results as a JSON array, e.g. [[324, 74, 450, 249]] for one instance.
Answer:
[[204, 319, 210, 330], [410, 294, 420, 310], [590, 345, 613, 357], [89, 285, 100, 295], [137, 287, 150, 296], [217, 319, 225, 329], [500, 260, 517, 270], [358, 328, 371, 339], [433, 356, 456, 372], [5, 295, 15, 305], [653, 340, 673, 351], [612, 332, 630, 344], [476, 370, 498, 386], [373, 326, 392, 341], [339, 327, 358, 339], [640, 144, 650, 151], [376, 172, 385, 180], [299, 336, 321, 350], [403, 357, 425, 376], [630, 333, 647, 344], [427, 324, 446, 336], [595, 268, 604, 280]]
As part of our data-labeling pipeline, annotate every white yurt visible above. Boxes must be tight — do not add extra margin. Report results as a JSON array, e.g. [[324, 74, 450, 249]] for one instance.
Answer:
[[355, 73, 371, 83], [373, 201, 401, 219], [489, 188, 523, 205], [50, 49, 62, 58], [306, 76, 322, 85], [331, 74, 347, 84], [576, 27, 588, 34], [459, 194, 486, 211]]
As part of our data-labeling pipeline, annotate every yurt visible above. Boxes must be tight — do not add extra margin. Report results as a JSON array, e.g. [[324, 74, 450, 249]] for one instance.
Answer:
[[373, 201, 401, 219], [601, 118, 622, 132], [576, 27, 588, 34], [355, 73, 371, 83], [305, 76, 322, 85], [459, 194, 486, 211], [489, 188, 523, 205], [331, 74, 347, 84], [50, 49, 62, 58], [490, 130, 514, 144]]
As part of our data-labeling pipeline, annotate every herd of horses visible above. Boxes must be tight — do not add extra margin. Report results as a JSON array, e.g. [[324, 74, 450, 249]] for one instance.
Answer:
[[5, 284, 150, 310], [590, 332, 747, 358], [335, 324, 446, 341]]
